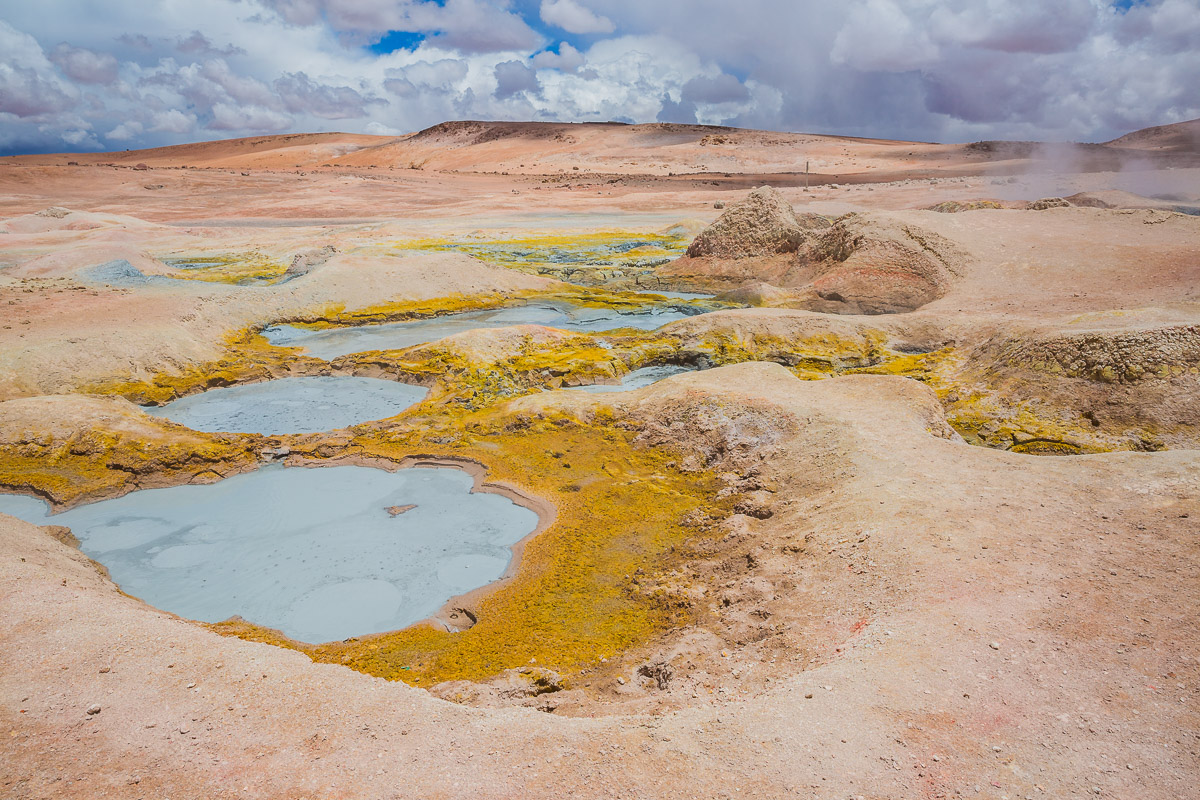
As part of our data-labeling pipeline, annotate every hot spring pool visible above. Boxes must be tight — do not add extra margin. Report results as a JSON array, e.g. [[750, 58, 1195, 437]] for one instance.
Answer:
[[144, 376, 428, 435], [566, 364, 695, 393], [0, 464, 540, 643], [263, 300, 704, 360]]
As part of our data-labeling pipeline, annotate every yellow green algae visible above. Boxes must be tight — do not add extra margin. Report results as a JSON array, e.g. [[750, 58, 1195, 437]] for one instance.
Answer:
[[159, 252, 288, 284], [0, 427, 261, 508], [77, 288, 721, 409], [21, 287, 1183, 689], [76, 287, 1148, 457], [362, 231, 691, 286], [211, 406, 732, 687], [384, 231, 688, 271], [289, 286, 723, 330], [848, 347, 1165, 454], [334, 329, 679, 410], [84, 329, 326, 406]]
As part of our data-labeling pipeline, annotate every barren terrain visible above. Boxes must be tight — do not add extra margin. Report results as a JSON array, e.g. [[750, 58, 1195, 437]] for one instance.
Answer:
[[1, 119, 1198, 799]]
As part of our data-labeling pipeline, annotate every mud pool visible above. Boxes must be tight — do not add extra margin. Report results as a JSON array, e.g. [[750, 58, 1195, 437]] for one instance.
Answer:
[[567, 364, 696, 392], [144, 376, 428, 434], [263, 300, 705, 360], [0, 464, 540, 643]]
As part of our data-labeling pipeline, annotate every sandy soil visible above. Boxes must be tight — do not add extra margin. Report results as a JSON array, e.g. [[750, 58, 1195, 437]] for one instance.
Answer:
[[1, 119, 1198, 798]]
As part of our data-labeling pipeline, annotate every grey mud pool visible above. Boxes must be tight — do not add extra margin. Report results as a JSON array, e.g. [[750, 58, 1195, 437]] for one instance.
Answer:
[[0, 464, 540, 643], [263, 298, 709, 360], [145, 376, 428, 435]]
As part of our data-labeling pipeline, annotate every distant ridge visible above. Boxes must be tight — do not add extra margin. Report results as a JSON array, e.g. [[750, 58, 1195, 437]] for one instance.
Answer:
[[1105, 118, 1200, 152], [2, 118, 1196, 176]]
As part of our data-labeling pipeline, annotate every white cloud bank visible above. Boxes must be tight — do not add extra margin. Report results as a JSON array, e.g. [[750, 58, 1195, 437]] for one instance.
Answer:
[[0, 0, 1196, 154]]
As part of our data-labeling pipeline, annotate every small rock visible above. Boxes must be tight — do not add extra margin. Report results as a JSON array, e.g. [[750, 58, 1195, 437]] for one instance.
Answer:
[[186, 682, 196, 689], [616, 676, 625, 686], [385, 504, 417, 517], [99, 667, 110, 674], [714, 201, 725, 209], [86, 704, 101, 715], [992, 745, 1002, 752], [989, 642, 1001, 650], [804, 692, 814, 699]]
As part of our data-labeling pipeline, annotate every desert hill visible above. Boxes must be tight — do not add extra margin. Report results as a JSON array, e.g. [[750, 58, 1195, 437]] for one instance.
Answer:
[[1105, 117, 1200, 152], [5, 119, 1197, 181]]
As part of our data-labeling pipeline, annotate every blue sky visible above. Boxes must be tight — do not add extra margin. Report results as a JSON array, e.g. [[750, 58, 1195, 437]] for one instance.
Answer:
[[0, 0, 1197, 155]]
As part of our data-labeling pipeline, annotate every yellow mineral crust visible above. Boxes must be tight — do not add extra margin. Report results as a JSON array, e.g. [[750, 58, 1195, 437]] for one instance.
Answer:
[[0, 394, 261, 508]]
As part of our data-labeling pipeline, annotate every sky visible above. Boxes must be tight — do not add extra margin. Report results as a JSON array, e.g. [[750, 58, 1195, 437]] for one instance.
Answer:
[[0, 0, 1197, 155]]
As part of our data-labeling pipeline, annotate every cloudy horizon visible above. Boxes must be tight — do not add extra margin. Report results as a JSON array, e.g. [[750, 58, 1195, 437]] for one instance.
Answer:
[[0, 0, 1197, 156]]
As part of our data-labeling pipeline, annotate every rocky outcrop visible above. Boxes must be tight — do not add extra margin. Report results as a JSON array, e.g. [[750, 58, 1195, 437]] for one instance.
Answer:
[[1028, 197, 1071, 210], [685, 186, 828, 259], [428, 667, 567, 710], [998, 325, 1200, 383], [926, 200, 1005, 213], [791, 213, 965, 314], [668, 203, 963, 314], [284, 245, 337, 279]]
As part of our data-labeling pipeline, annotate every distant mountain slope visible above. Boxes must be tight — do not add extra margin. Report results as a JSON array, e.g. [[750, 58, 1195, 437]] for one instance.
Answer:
[[1104, 118, 1200, 153], [0, 121, 935, 176], [2, 118, 1196, 176]]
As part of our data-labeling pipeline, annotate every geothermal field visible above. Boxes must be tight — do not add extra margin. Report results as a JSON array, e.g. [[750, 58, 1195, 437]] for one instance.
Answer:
[[1, 118, 1199, 798]]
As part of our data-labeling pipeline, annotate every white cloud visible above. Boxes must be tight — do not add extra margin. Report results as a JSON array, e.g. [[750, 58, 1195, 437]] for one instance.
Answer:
[[540, 0, 615, 35], [494, 60, 540, 99], [150, 108, 197, 133], [209, 102, 293, 131], [928, 0, 1096, 55], [831, 0, 938, 72], [107, 120, 144, 140], [49, 44, 120, 85], [0, 21, 79, 118], [364, 120, 403, 135], [0, 1, 1197, 154], [532, 42, 585, 72], [274, 71, 379, 118], [256, 0, 542, 52]]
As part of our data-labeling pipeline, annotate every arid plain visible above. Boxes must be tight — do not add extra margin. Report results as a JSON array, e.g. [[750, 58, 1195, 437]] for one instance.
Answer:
[[2, 119, 1199, 798]]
